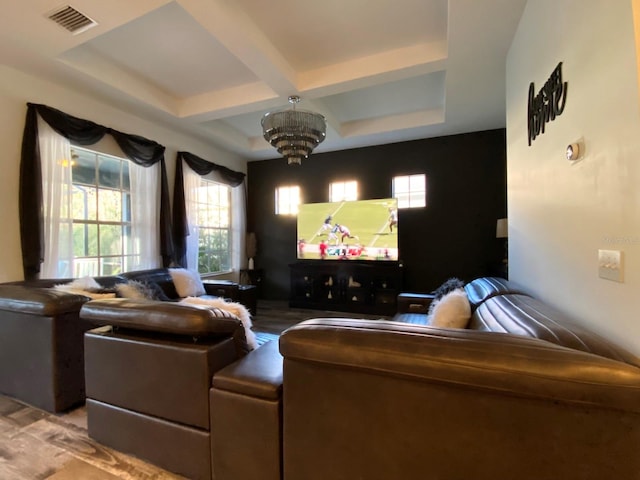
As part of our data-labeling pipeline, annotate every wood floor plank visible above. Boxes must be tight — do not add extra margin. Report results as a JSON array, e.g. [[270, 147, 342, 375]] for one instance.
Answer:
[[22, 419, 185, 480], [0, 395, 26, 416], [0, 418, 74, 480], [54, 406, 87, 431], [6, 402, 49, 428], [45, 459, 126, 480]]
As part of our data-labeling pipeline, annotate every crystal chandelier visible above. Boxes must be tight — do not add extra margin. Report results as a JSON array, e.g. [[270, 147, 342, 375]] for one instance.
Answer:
[[261, 96, 327, 165]]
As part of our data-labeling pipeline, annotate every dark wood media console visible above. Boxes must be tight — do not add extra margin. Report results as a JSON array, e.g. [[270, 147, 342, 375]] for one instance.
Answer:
[[289, 261, 403, 316]]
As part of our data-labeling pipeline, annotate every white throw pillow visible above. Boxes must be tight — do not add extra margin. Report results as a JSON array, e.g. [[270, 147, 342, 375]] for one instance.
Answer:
[[169, 268, 206, 297], [429, 288, 471, 328]]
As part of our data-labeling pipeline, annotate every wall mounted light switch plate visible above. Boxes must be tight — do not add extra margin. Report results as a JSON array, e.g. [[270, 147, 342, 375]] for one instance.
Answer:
[[598, 249, 623, 282]]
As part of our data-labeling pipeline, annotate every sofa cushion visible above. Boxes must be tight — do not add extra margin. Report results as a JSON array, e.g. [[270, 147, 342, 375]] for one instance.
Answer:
[[169, 268, 206, 297], [470, 294, 640, 367], [212, 340, 283, 400], [429, 289, 471, 328], [464, 277, 526, 310]]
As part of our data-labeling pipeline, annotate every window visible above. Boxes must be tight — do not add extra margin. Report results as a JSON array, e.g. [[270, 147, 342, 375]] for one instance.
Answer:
[[70, 148, 133, 276], [192, 179, 231, 274], [275, 185, 300, 215], [392, 174, 426, 208], [38, 117, 159, 279], [329, 180, 358, 202]]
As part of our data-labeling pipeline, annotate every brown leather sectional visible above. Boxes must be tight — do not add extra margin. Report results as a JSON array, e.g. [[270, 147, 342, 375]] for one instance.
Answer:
[[2, 275, 640, 479], [0, 268, 250, 413], [214, 277, 640, 480]]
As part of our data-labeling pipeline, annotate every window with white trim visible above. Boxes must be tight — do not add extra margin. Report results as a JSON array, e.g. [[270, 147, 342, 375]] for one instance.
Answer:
[[70, 147, 133, 276], [275, 185, 300, 215], [329, 180, 358, 202], [392, 174, 426, 208], [192, 179, 231, 274]]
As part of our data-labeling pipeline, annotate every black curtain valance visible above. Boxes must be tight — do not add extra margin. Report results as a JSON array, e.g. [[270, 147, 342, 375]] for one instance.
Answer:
[[172, 151, 245, 268], [19, 103, 174, 279], [179, 151, 245, 186]]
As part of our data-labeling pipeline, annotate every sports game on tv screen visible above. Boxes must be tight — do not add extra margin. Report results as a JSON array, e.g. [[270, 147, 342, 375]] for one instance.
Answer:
[[296, 198, 398, 261]]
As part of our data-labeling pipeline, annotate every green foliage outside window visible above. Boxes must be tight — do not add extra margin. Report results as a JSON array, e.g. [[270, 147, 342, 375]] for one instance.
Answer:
[[69, 148, 133, 277], [194, 180, 232, 274]]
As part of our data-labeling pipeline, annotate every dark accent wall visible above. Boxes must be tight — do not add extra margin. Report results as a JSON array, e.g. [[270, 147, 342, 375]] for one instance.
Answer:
[[247, 129, 507, 299]]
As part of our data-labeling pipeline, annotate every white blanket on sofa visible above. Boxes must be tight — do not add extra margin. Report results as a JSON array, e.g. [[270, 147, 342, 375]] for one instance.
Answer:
[[178, 296, 257, 350]]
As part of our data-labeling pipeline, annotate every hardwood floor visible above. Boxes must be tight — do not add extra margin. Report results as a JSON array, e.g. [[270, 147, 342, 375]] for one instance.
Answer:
[[0, 395, 182, 479], [0, 300, 390, 479]]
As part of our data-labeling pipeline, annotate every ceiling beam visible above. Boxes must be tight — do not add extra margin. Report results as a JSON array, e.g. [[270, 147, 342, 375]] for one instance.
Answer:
[[178, 82, 279, 121], [340, 107, 445, 138], [177, 0, 298, 97], [299, 42, 447, 97]]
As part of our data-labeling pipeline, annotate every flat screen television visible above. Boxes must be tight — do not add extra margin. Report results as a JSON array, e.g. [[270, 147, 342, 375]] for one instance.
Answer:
[[297, 198, 399, 261]]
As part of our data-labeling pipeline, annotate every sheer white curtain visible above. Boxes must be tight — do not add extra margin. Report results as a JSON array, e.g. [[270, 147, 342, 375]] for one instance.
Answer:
[[183, 161, 201, 270], [38, 115, 161, 277], [38, 117, 73, 278], [182, 160, 246, 273], [129, 161, 160, 270]]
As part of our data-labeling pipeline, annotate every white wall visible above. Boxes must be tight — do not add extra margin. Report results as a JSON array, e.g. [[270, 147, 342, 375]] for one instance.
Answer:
[[507, 0, 640, 354], [0, 65, 247, 282]]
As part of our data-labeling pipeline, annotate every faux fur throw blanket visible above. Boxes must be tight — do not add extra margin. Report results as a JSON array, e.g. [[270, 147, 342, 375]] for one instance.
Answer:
[[178, 296, 257, 350]]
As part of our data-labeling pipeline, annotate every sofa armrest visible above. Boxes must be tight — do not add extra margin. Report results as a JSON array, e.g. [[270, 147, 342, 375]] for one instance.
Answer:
[[396, 292, 435, 314], [213, 340, 283, 400], [280, 318, 640, 412], [80, 298, 241, 337], [0, 285, 88, 315]]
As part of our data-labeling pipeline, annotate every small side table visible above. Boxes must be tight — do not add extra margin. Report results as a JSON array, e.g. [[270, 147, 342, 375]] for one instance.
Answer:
[[202, 279, 257, 316], [201, 279, 238, 300], [238, 284, 257, 316], [240, 269, 264, 298]]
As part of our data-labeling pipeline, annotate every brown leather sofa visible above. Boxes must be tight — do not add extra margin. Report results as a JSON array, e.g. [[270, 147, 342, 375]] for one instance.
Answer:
[[0, 268, 250, 413], [212, 277, 640, 480], [277, 278, 640, 479]]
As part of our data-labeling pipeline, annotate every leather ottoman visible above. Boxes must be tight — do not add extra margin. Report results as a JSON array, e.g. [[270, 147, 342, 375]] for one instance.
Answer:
[[210, 340, 283, 480]]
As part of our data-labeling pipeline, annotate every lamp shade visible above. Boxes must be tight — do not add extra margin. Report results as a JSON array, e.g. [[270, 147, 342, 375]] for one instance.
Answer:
[[496, 218, 508, 239]]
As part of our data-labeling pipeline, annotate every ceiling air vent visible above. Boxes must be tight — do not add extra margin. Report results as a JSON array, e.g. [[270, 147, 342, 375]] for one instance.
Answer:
[[47, 5, 97, 35]]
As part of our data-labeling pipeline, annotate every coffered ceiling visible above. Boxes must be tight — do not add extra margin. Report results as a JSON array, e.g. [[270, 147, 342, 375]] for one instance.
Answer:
[[0, 0, 527, 160]]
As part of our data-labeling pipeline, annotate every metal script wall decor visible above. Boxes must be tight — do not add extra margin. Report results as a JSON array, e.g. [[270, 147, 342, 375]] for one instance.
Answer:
[[527, 61, 568, 146]]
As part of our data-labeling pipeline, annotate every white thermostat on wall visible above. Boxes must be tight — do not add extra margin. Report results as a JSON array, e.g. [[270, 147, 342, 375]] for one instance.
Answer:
[[566, 142, 580, 161]]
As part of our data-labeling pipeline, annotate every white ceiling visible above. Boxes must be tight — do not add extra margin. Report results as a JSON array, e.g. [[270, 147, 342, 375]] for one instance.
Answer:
[[0, 0, 527, 161]]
